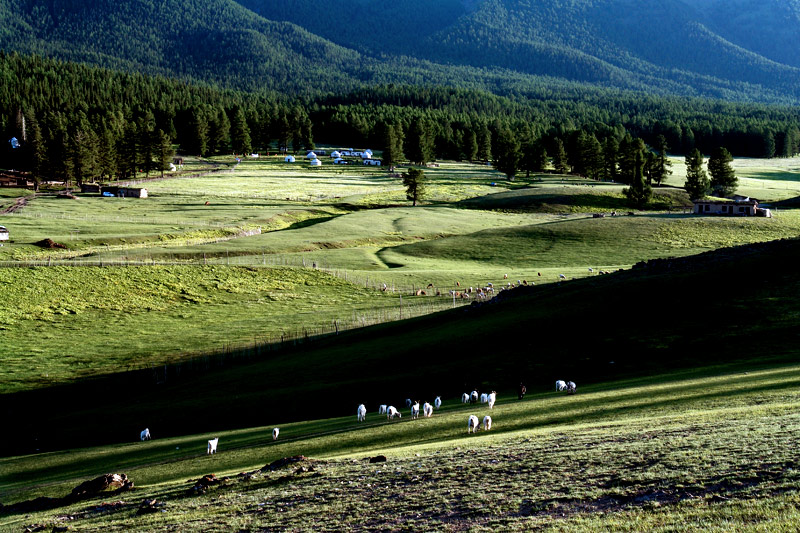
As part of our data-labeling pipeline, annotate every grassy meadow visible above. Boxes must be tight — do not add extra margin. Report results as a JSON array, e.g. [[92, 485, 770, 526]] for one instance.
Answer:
[[2, 360, 799, 530]]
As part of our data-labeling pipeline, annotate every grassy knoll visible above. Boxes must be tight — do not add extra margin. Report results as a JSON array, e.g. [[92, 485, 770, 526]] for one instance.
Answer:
[[2, 361, 799, 530], [0, 265, 446, 393]]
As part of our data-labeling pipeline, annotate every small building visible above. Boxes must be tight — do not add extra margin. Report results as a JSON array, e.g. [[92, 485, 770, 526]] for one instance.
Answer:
[[102, 186, 148, 198], [330, 151, 341, 158], [693, 199, 757, 216], [285, 155, 296, 163], [363, 159, 382, 166], [0, 225, 8, 241], [80, 183, 102, 193], [362, 149, 373, 159], [306, 152, 317, 159], [310, 158, 322, 167]]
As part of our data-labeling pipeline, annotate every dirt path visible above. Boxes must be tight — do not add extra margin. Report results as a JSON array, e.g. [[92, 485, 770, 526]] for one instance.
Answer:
[[0, 196, 29, 215]]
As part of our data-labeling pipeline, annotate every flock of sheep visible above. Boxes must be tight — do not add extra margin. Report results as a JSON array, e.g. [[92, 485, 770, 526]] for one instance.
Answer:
[[138, 380, 578, 453]]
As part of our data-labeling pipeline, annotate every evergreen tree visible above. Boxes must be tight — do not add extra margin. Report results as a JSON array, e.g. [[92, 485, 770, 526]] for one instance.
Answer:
[[601, 136, 618, 181], [477, 124, 492, 162], [462, 128, 478, 161], [707, 146, 738, 197], [577, 131, 603, 180], [402, 167, 426, 206], [623, 149, 652, 208], [299, 117, 314, 152], [209, 107, 230, 154], [378, 120, 404, 170], [652, 134, 672, 186], [493, 127, 521, 180], [26, 113, 45, 191], [187, 106, 209, 156], [231, 108, 252, 155], [521, 138, 547, 176], [405, 118, 434, 165], [552, 138, 569, 174], [684, 149, 710, 200], [156, 129, 174, 178]]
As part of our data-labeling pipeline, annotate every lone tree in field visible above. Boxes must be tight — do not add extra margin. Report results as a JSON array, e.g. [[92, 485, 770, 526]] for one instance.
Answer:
[[684, 148, 710, 200], [708, 146, 738, 197], [623, 149, 652, 208], [402, 167, 427, 206]]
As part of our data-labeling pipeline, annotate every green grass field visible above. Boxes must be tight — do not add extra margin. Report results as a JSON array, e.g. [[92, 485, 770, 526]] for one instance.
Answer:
[[2, 360, 798, 530]]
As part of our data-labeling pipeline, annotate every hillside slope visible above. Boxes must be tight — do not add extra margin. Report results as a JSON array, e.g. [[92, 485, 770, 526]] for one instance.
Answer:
[[4, 237, 800, 455]]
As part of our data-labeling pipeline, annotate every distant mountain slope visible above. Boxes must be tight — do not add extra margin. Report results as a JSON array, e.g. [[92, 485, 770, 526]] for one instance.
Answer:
[[0, 0, 364, 93]]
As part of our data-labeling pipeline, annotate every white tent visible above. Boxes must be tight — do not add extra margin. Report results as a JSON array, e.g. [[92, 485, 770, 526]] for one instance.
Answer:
[[306, 152, 317, 159], [330, 150, 341, 158], [310, 158, 322, 166], [285, 155, 296, 163]]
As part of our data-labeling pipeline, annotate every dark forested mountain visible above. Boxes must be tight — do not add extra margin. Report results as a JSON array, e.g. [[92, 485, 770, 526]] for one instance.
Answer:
[[1, 0, 800, 102]]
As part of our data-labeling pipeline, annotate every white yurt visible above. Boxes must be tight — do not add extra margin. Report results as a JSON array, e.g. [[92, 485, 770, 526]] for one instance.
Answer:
[[285, 155, 296, 163], [310, 158, 322, 167], [362, 149, 373, 159], [330, 150, 341, 158], [306, 151, 317, 159]]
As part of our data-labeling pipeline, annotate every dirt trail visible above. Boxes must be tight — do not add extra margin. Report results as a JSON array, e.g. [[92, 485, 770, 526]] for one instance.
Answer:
[[0, 196, 29, 215]]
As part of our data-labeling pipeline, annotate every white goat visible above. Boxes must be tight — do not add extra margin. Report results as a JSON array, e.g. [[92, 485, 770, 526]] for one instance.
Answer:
[[379, 404, 387, 414], [461, 393, 469, 403], [357, 404, 367, 422], [483, 415, 492, 431], [556, 380, 567, 392], [470, 390, 479, 404], [468, 415, 480, 433], [480, 393, 488, 403], [434, 396, 442, 410], [273, 427, 280, 440], [488, 391, 496, 409], [386, 406, 401, 419], [567, 381, 577, 394], [140, 428, 151, 441], [410, 401, 420, 419], [423, 402, 433, 418], [207, 437, 219, 455]]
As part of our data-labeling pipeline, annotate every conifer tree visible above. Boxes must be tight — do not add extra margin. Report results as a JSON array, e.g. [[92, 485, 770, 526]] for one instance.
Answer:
[[684, 149, 710, 200], [493, 127, 521, 180], [402, 167, 426, 206], [462, 128, 478, 161], [651, 134, 672, 186], [707, 146, 738, 197], [552, 138, 569, 174], [623, 149, 652, 208], [231, 108, 252, 155]]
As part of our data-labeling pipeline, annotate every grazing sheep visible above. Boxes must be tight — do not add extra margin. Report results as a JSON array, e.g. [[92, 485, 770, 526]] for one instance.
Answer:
[[434, 396, 442, 410], [567, 381, 577, 394], [423, 402, 433, 417], [387, 406, 401, 419], [483, 416, 492, 431], [357, 404, 367, 422], [559, 274, 566, 280], [588, 268, 594, 274], [461, 393, 470, 403], [503, 274, 508, 279], [411, 401, 420, 419], [556, 380, 567, 392], [140, 428, 151, 441], [468, 415, 480, 433], [207, 438, 219, 455], [480, 393, 488, 404], [273, 427, 280, 441], [470, 390, 479, 404], [488, 391, 496, 409], [379, 404, 387, 414], [405, 398, 413, 407]]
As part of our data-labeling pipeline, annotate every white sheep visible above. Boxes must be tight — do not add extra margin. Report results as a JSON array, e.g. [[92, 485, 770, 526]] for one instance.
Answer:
[[357, 404, 367, 422], [378, 404, 387, 414], [410, 401, 420, 419], [483, 415, 492, 431], [434, 396, 442, 410], [423, 402, 433, 417], [470, 390, 479, 404], [567, 381, 577, 394], [273, 427, 280, 440], [207, 437, 219, 455], [140, 428, 151, 441], [461, 393, 469, 403], [468, 415, 480, 433], [556, 380, 567, 392], [488, 391, 496, 409], [480, 393, 488, 403], [386, 406, 401, 419], [559, 274, 566, 279]]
